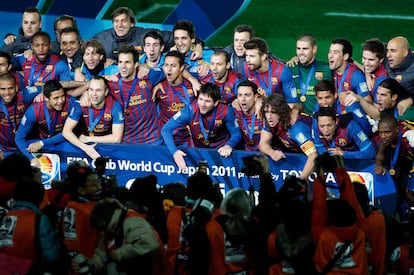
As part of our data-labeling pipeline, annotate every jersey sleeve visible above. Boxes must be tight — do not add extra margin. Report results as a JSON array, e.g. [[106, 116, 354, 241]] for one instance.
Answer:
[[289, 121, 316, 156], [280, 66, 299, 103], [224, 105, 242, 148], [56, 60, 72, 81], [161, 105, 193, 155], [148, 67, 165, 86], [352, 70, 369, 98], [311, 118, 328, 155], [111, 101, 125, 124], [343, 121, 375, 159]]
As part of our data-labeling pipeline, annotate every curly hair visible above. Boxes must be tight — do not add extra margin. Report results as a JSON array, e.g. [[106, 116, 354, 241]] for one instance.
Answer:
[[261, 94, 291, 129]]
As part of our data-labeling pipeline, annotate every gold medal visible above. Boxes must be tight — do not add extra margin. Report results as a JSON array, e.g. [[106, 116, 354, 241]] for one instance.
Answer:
[[389, 168, 396, 176], [300, 95, 307, 102], [203, 140, 209, 146], [248, 139, 255, 145], [89, 132, 94, 137]]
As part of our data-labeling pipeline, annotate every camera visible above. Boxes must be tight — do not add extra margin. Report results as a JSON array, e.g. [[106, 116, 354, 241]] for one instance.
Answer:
[[197, 160, 208, 173], [241, 155, 263, 176]]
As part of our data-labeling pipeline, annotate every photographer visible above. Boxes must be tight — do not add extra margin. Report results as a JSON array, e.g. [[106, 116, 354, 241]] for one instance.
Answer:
[[312, 153, 368, 274]]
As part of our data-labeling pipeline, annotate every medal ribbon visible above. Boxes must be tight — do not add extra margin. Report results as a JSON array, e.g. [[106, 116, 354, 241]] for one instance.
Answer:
[[118, 78, 138, 114], [242, 113, 256, 140], [88, 106, 105, 133], [390, 132, 402, 171], [43, 101, 58, 136], [0, 99, 18, 133], [298, 61, 316, 96], [254, 60, 273, 96], [198, 108, 217, 142], [29, 60, 46, 86]]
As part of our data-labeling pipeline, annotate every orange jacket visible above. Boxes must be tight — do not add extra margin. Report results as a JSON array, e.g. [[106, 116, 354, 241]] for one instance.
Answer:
[[365, 209, 386, 275], [62, 200, 99, 258], [0, 209, 37, 260]]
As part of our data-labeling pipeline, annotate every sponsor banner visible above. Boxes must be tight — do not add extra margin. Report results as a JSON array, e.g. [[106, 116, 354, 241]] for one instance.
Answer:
[[40, 142, 398, 215]]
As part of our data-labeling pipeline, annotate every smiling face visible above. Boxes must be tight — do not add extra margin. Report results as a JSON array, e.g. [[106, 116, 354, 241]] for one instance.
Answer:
[[113, 13, 134, 37], [245, 48, 266, 71], [362, 50, 383, 74], [296, 40, 316, 66], [198, 93, 217, 115], [118, 52, 138, 81], [88, 78, 108, 108], [317, 115, 336, 142], [60, 31, 80, 58], [45, 88, 66, 111], [0, 78, 17, 105], [173, 29, 194, 55], [83, 46, 103, 70], [316, 90, 337, 107]]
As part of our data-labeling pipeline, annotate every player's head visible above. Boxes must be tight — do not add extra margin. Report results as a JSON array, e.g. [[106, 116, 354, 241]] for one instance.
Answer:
[[233, 25, 254, 57], [198, 83, 221, 115], [296, 34, 317, 66], [88, 76, 109, 107], [261, 94, 291, 129], [377, 78, 408, 111], [315, 106, 337, 142], [111, 7, 135, 37], [118, 45, 139, 81], [362, 38, 385, 74], [210, 50, 230, 82], [244, 37, 269, 71], [43, 80, 66, 111], [173, 20, 195, 55], [314, 80, 337, 107], [378, 114, 399, 146], [0, 73, 17, 105], [329, 38, 353, 71], [164, 51, 186, 84], [237, 80, 258, 114], [22, 7, 42, 37], [143, 30, 165, 64], [60, 27, 81, 59], [81, 39, 106, 70], [54, 14, 77, 42], [0, 52, 12, 75], [32, 31, 51, 63]]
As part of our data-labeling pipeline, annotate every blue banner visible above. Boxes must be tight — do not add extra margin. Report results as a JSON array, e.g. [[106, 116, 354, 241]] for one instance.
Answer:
[[36, 142, 398, 216]]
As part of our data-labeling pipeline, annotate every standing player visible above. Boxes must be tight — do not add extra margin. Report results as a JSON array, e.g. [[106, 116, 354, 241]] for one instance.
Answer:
[[289, 34, 332, 115], [139, 30, 165, 68], [62, 76, 124, 159], [161, 83, 241, 169], [154, 51, 196, 146]]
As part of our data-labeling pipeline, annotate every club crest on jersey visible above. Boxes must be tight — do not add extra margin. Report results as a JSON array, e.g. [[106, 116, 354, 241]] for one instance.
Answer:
[[339, 138, 347, 146], [343, 82, 350, 91], [139, 80, 147, 88], [46, 65, 53, 72], [104, 113, 112, 121], [315, 72, 323, 80], [272, 77, 278, 84]]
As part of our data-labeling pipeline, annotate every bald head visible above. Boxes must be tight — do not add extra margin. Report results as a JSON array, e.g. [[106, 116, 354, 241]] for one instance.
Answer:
[[387, 36, 410, 69]]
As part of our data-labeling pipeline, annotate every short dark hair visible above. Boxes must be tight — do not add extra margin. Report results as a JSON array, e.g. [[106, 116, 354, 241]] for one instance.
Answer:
[[331, 38, 353, 60], [53, 14, 77, 32], [60, 26, 81, 42], [315, 106, 337, 121], [0, 51, 11, 65], [143, 30, 164, 47], [234, 24, 254, 38], [314, 80, 335, 95], [212, 49, 230, 63], [32, 31, 51, 44], [111, 7, 135, 24], [173, 20, 195, 39], [237, 80, 258, 95], [198, 82, 221, 102], [24, 7, 41, 21], [165, 50, 185, 66], [362, 38, 386, 60], [378, 77, 408, 100], [297, 34, 317, 47], [0, 72, 16, 85], [43, 79, 64, 99], [378, 114, 398, 128], [244, 38, 268, 56], [81, 39, 105, 56], [118, 44, 139, 63], [90, 75, 109, 91], [13, 179, 44, 206]]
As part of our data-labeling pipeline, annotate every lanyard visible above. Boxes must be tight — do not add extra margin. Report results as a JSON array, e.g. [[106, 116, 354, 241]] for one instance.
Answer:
[[165, 83, 190, 106], [336, 63, 350, 93], [88, 106, 105, 133], [0, 99, 18, 133], [43, 101, 58, 136], [390, 132, 402, 170], [242, 113, 256, 140], [254, 60, 273, 96], [29, 60, 46, 86], [118, 78, 138, 114], [198, 108, 217, 142], [298, 62, 316, 96]]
